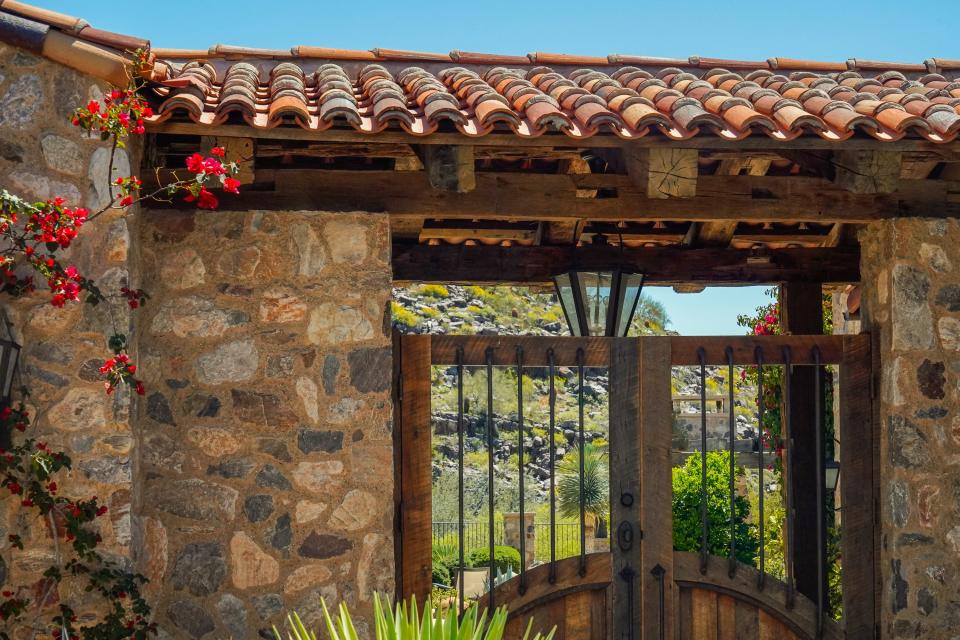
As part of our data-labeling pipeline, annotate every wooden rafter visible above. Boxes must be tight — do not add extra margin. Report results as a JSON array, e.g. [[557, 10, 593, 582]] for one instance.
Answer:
[[545, 156, 593, 245], [693, 156, 772, 247]]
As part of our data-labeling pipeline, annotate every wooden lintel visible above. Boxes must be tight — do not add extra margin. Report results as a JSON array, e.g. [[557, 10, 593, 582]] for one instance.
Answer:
[[833, 150, 902, 194], [416, 144, 476, 193], [391, 244, 860, 285], [147, 168, 957, 222]]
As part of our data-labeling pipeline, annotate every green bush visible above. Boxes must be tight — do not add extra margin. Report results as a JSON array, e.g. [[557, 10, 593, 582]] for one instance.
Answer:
[[432, 562, 452, 587], [390, 301, 420, 328], [672, 451, 759, 565], [467, 545, 521, 574], [420, 284, 450, 298]]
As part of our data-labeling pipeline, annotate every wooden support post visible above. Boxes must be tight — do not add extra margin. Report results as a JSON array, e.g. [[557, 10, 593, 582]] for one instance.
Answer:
[[418, 144, 476, 192], [639, 337, 674, 640], [780, 281, 824, 605], [839, 334, 878, 638], [397, 334, 433, 604], [833, 150, 901, 194], [609, 338, 642, 639]]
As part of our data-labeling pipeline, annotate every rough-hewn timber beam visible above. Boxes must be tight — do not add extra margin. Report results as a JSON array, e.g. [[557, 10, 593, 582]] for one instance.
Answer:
[[391, 244, 860, 284], [152, 169, 953, 222], [414, 144, 476, 192], [624, 147, 699, 198], [147, 122, 960, 156], [693, 156, 772, 247], [833, 149, 902, 194]]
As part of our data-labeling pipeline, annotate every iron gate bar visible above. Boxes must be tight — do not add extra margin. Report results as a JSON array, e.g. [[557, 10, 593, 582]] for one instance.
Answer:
[[697, 347, 708, 575], [456, 347, 465, 612], [783, 345, 796, 609], [726, 346, 737, 578], [577, 347, 587, 577], [515, 345, 527, 594], [813, 345, 825, 639], [485, 347, 496, 611], [755, 345, 766, 591], [548, 348, 558, 584]]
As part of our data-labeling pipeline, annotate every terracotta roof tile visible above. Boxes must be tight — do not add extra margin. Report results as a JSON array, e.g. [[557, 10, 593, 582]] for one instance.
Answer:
[[144, 56, 960, 143]]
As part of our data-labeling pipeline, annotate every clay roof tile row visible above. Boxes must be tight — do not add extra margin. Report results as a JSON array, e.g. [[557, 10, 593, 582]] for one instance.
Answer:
[[146, 59, 960, 143]]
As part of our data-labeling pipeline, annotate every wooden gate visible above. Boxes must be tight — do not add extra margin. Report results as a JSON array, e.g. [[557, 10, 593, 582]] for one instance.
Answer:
[[394, 334, 877, 640]]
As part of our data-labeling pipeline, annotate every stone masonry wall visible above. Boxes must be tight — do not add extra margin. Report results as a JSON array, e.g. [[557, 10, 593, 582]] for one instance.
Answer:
[[136, 209, 394, 639], [860, 219, 960, 638], [0, 44, 142, 636]]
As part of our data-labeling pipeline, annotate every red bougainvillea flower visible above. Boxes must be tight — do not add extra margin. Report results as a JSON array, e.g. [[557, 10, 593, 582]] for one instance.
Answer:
[[211, 146, 225, 157], [223, 177, 241, 194]]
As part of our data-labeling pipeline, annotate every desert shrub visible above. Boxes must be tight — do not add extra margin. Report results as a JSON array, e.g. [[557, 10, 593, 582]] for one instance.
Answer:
[[420, 283, 450, 298], [391, 301, 420, 328]]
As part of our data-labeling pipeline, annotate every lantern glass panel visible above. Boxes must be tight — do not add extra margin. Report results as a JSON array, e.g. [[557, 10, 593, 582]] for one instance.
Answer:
[[615, 272, 645, 337], [0, 340, 19, 403], [553, 272, 583, 337], [576, 271, 614, 336]]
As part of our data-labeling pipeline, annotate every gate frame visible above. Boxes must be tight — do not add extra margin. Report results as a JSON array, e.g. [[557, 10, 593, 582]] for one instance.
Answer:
[[394, 333, 877, 640]]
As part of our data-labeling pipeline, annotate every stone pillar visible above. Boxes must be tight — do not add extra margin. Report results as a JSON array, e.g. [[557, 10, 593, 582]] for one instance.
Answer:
[[859, 219, 960, 637], [503, 512, 535, 568], [136, 210, 394, 638]]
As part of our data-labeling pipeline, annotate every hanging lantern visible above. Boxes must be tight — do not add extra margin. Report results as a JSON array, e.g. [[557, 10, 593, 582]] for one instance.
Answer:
[[0, 318, 21, 450], [553, 269, 645, 337], [824, 459, 840, 493]]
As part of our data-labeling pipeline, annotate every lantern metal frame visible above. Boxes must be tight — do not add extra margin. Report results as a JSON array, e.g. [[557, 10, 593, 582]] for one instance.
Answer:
[[553, 268, 645, 338], [0, 313, 21, 450]]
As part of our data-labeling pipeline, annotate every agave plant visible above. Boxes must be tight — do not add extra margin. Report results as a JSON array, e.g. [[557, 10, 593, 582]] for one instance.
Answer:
[[273, 593, 555, 640], [557, 442, 610, 538]]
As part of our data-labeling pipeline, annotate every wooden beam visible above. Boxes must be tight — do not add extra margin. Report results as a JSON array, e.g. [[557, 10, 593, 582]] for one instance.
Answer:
[[149, 121, 960, 155], [397, 335, 433, 604], [695, 157, 772, 247], [638, 337, 674, 640], [152, 168, 948, 222], [417, 220, 540, 243], [546, 157, 593, 244], [839, 333, 878, 638], [833, 150, 902, 194], [780, 281, 824, 607], [609, 338, 642, 640], [391, 244, 861, 285], [416, 144, 476, 192], [626, 147, 699, 198]]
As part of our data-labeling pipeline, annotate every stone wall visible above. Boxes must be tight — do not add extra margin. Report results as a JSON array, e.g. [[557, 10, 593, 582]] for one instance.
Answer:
[[0, 43, 142, 636], [860, 219, 960, 637], [135, 209, 395, 638]]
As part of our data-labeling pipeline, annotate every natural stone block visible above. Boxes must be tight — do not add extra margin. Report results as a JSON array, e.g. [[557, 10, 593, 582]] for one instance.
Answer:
[[917, 485, 940, 528], [218, 245, 261, 278], [142, 433, 185, 472], [348, 347, 391, 393], [308, 303, 373, 345], [170, 542, 226, 596], [207, 458, 254, 479], [231, 532, 279, 589], [187, 427, 242, 458], [298, 531, 352, 559], [146, 392, 175, 425], [7, 170, 80, 203], [217, 593, 248, 639], [148, 478, 238, 521], [917, 359, 946, 399], [322, 355, 339, 394], [891, 264, 933, 350], [934, 284, 960, 311], [0, 74, 42, 128], [256, 464, 292, 490], [888, 416, 930, 468], [159, 248, 206, 289], [292, 461, 344, 493], [357, 532, 394, 600], [231, 389, 298, 428], [292, 222, 327, 276], [296, 376, 319, 423], [920, 243, 952, 273], [284, 564, 332, 595], [244, 495, 274, 522], [195, 340, 259, 385], [151, 297, 248, 338], [325, 220, 368, 263], [266, 353, 295, 378], [79, 457, 131, 484], [271, 513, 292, 549], [167, 599, 216, 639], [937, 317, 960, 350], [257, 438, 292, 462], [890, 480, 910, 527], [88, 146, 129, 209], [297, 429, 344, 454], [47, 388, 107, 431], [184, 394, 221, 418], [891, 559, 908, 613], [40, 134, 84, 176], [328, 490, 376, 531], [252, 593, 284, 620], [260, 291, 307, 323], [294, 500, 327, 524]]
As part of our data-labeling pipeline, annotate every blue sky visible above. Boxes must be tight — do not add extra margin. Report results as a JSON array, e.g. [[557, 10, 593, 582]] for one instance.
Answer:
[[38, 0, 955, 333]]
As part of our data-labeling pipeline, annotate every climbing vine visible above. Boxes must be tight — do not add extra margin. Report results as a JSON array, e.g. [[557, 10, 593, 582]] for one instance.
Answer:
[[0, 49, 241, 639]]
